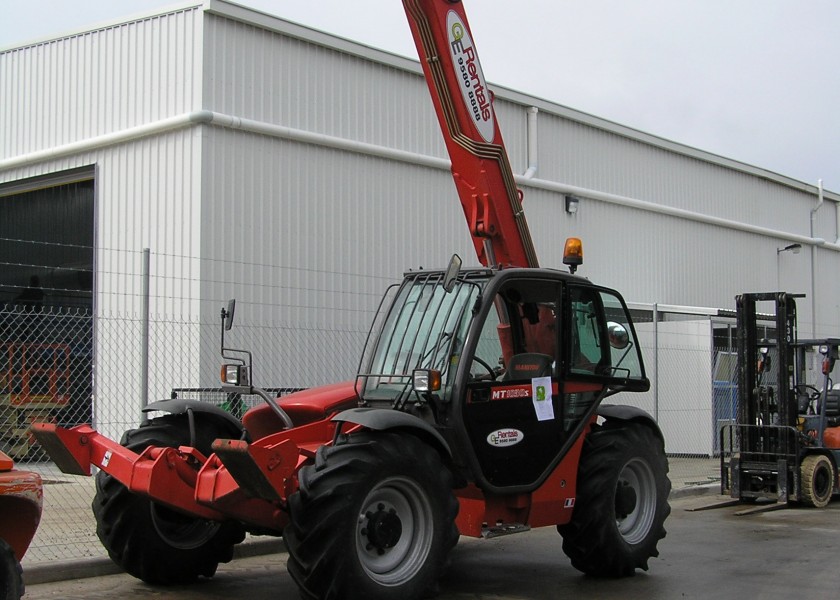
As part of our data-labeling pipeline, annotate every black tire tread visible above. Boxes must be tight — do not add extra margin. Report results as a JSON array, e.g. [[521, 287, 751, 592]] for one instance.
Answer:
[[558, 421, 671, 577], [92, 414, 245, 584], [284, 432, 459, 600], [800, 454, 833, 508], [0, 537, 24, 600]]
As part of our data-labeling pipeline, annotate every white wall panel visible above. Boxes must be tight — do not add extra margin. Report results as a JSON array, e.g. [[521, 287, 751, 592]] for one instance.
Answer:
[[655, 320, 713, 455], [533, 115, 817, 236], [525, 186, 809, 310], [202, 14, 447, 160], [0, 6, 203, 159], [197, 125, 473, 387], [0, 127, 203, 437]]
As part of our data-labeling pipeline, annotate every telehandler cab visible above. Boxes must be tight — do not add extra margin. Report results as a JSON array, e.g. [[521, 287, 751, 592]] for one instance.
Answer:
[[32, 2, 671, 598]]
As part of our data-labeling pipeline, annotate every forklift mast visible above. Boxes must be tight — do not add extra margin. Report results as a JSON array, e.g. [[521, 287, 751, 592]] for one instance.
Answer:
[[735, 292, 800, 430]]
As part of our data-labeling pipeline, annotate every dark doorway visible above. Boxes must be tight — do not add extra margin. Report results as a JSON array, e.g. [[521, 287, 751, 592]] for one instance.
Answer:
[[0, 169, 94, 460], [0, 175, 94, 308]]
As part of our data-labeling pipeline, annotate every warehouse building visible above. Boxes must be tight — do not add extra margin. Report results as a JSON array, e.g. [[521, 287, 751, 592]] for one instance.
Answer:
[[1, 0, 839, 455]]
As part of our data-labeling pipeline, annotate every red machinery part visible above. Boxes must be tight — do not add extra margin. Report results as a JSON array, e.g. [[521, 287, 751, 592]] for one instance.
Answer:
[[0, 450, 44, 562], [823, 427, 840, 449], [403, 0, 538, 269]]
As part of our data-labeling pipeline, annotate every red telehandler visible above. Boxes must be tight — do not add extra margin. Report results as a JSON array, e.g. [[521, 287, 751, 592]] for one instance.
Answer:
[[33, 2, 670, 598]]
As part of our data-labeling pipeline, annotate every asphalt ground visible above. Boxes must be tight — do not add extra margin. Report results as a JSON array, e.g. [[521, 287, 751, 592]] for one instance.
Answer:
[[20, 456, 723, 581], [22, 495, 840, 600], [15, 455, 723, 597]]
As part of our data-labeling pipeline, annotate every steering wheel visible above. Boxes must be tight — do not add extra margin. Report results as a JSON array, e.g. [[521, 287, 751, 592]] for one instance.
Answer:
[[472, 356, 498, 380], [795, 384, 821, 399], [794, 384, 822, 415]]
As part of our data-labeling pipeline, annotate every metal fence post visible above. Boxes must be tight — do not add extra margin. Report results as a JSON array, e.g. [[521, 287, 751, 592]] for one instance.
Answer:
[[140, 248, 150, 415], [653, 303, 659, 422]]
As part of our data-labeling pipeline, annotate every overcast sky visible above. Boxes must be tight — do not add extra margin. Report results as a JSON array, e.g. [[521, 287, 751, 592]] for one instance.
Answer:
[[1, 0, 837, 193]]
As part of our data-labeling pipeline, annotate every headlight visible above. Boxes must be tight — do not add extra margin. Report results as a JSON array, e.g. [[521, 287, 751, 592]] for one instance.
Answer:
[[413, 369, 441, 393], [221, 364, 249, 386]]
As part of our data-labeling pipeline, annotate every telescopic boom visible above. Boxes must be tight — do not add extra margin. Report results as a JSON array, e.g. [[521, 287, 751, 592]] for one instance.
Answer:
[[403, 0, 539, 269]]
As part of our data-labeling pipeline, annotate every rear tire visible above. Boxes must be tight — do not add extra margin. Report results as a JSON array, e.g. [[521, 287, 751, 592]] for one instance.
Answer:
[[0, 538, 23, 600], [92, 414, 245, 584], [558, 421, 671, 577], [284, 432, 458, 600], [800, 454, 834, 508]]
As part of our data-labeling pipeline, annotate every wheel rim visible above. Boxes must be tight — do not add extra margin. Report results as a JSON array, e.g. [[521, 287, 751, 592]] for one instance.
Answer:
[[150, 502, 222, 550], [814, 463, 832, 499], [356, 476, 434, 586], [615, 457, 657, 545], [809, 458, 833, 502]]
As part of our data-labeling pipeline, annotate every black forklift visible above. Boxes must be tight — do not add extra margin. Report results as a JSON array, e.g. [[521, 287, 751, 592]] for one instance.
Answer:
[[717, 292, 840, 515]]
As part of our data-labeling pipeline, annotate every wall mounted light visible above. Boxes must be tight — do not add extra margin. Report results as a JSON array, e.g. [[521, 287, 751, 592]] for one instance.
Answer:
[[776, 243, 802, 254], [565, 195, 579, 214], [775, 243, 802, 290]]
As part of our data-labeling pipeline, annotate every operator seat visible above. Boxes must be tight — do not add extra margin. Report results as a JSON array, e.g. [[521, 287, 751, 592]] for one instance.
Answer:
[[824, 390, 840, 427], [502, 353, 553, 381]]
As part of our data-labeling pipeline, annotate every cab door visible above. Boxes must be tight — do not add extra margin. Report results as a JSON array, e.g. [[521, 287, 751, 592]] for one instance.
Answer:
[[461, 278, 574, 489], [459, 279, 647, 491]]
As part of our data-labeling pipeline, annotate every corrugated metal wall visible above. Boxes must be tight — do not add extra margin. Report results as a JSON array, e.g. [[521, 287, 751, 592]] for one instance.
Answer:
[[202, 13, 447, 160], [0, 129, 206, 439], [0, 3, 207, 314], [1, 6, 204, 159], [536, 116, 806, 227], [198, 124, 473, 386], [198, 3, 839, 332], [1, 0, 839, 429]]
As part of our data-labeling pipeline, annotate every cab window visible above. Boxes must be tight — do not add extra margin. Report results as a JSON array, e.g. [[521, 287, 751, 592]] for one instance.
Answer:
[[568, 287, 608, 375], [565, 285, 648, 389], [470, 280, 560, 381]]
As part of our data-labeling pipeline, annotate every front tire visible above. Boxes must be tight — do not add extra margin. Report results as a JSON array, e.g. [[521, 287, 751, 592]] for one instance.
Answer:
[[92, 414, 246, 584], [558, 421, 671, 577], [284, 432, 458, 600], [800, 454, 834, 508], [0, 538, 23, 600]]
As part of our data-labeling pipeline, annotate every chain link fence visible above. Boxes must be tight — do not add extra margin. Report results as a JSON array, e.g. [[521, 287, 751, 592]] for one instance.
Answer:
[[4, 247, 736, 565], [1, 306, 92, 461]]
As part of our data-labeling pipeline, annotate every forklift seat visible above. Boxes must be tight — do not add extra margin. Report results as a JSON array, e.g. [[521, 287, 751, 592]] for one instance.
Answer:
[[502, 353, 553, 381], [824, 390, 840, 426]]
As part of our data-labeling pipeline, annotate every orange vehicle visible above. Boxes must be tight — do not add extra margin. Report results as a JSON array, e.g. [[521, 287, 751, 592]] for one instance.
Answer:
[[33, 2, 670, 598], [1, 342, 70, 460], [0, 450, 43, 600], [718, 292, 840, 514]]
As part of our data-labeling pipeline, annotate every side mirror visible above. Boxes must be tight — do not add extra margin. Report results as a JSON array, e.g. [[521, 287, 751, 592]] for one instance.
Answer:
[[443, 254, 462, 293], [607, 322, 630, 350], [223, 299, 236, 331]]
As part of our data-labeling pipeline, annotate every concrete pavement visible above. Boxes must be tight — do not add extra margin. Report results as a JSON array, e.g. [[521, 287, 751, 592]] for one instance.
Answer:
[[23, 496, 840, 600], [19, 456, 722, 585]]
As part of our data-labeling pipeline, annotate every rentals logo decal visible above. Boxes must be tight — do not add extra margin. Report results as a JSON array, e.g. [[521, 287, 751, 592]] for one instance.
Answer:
[[486, 428, 524, 447], [447, 10, 495, 143]]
